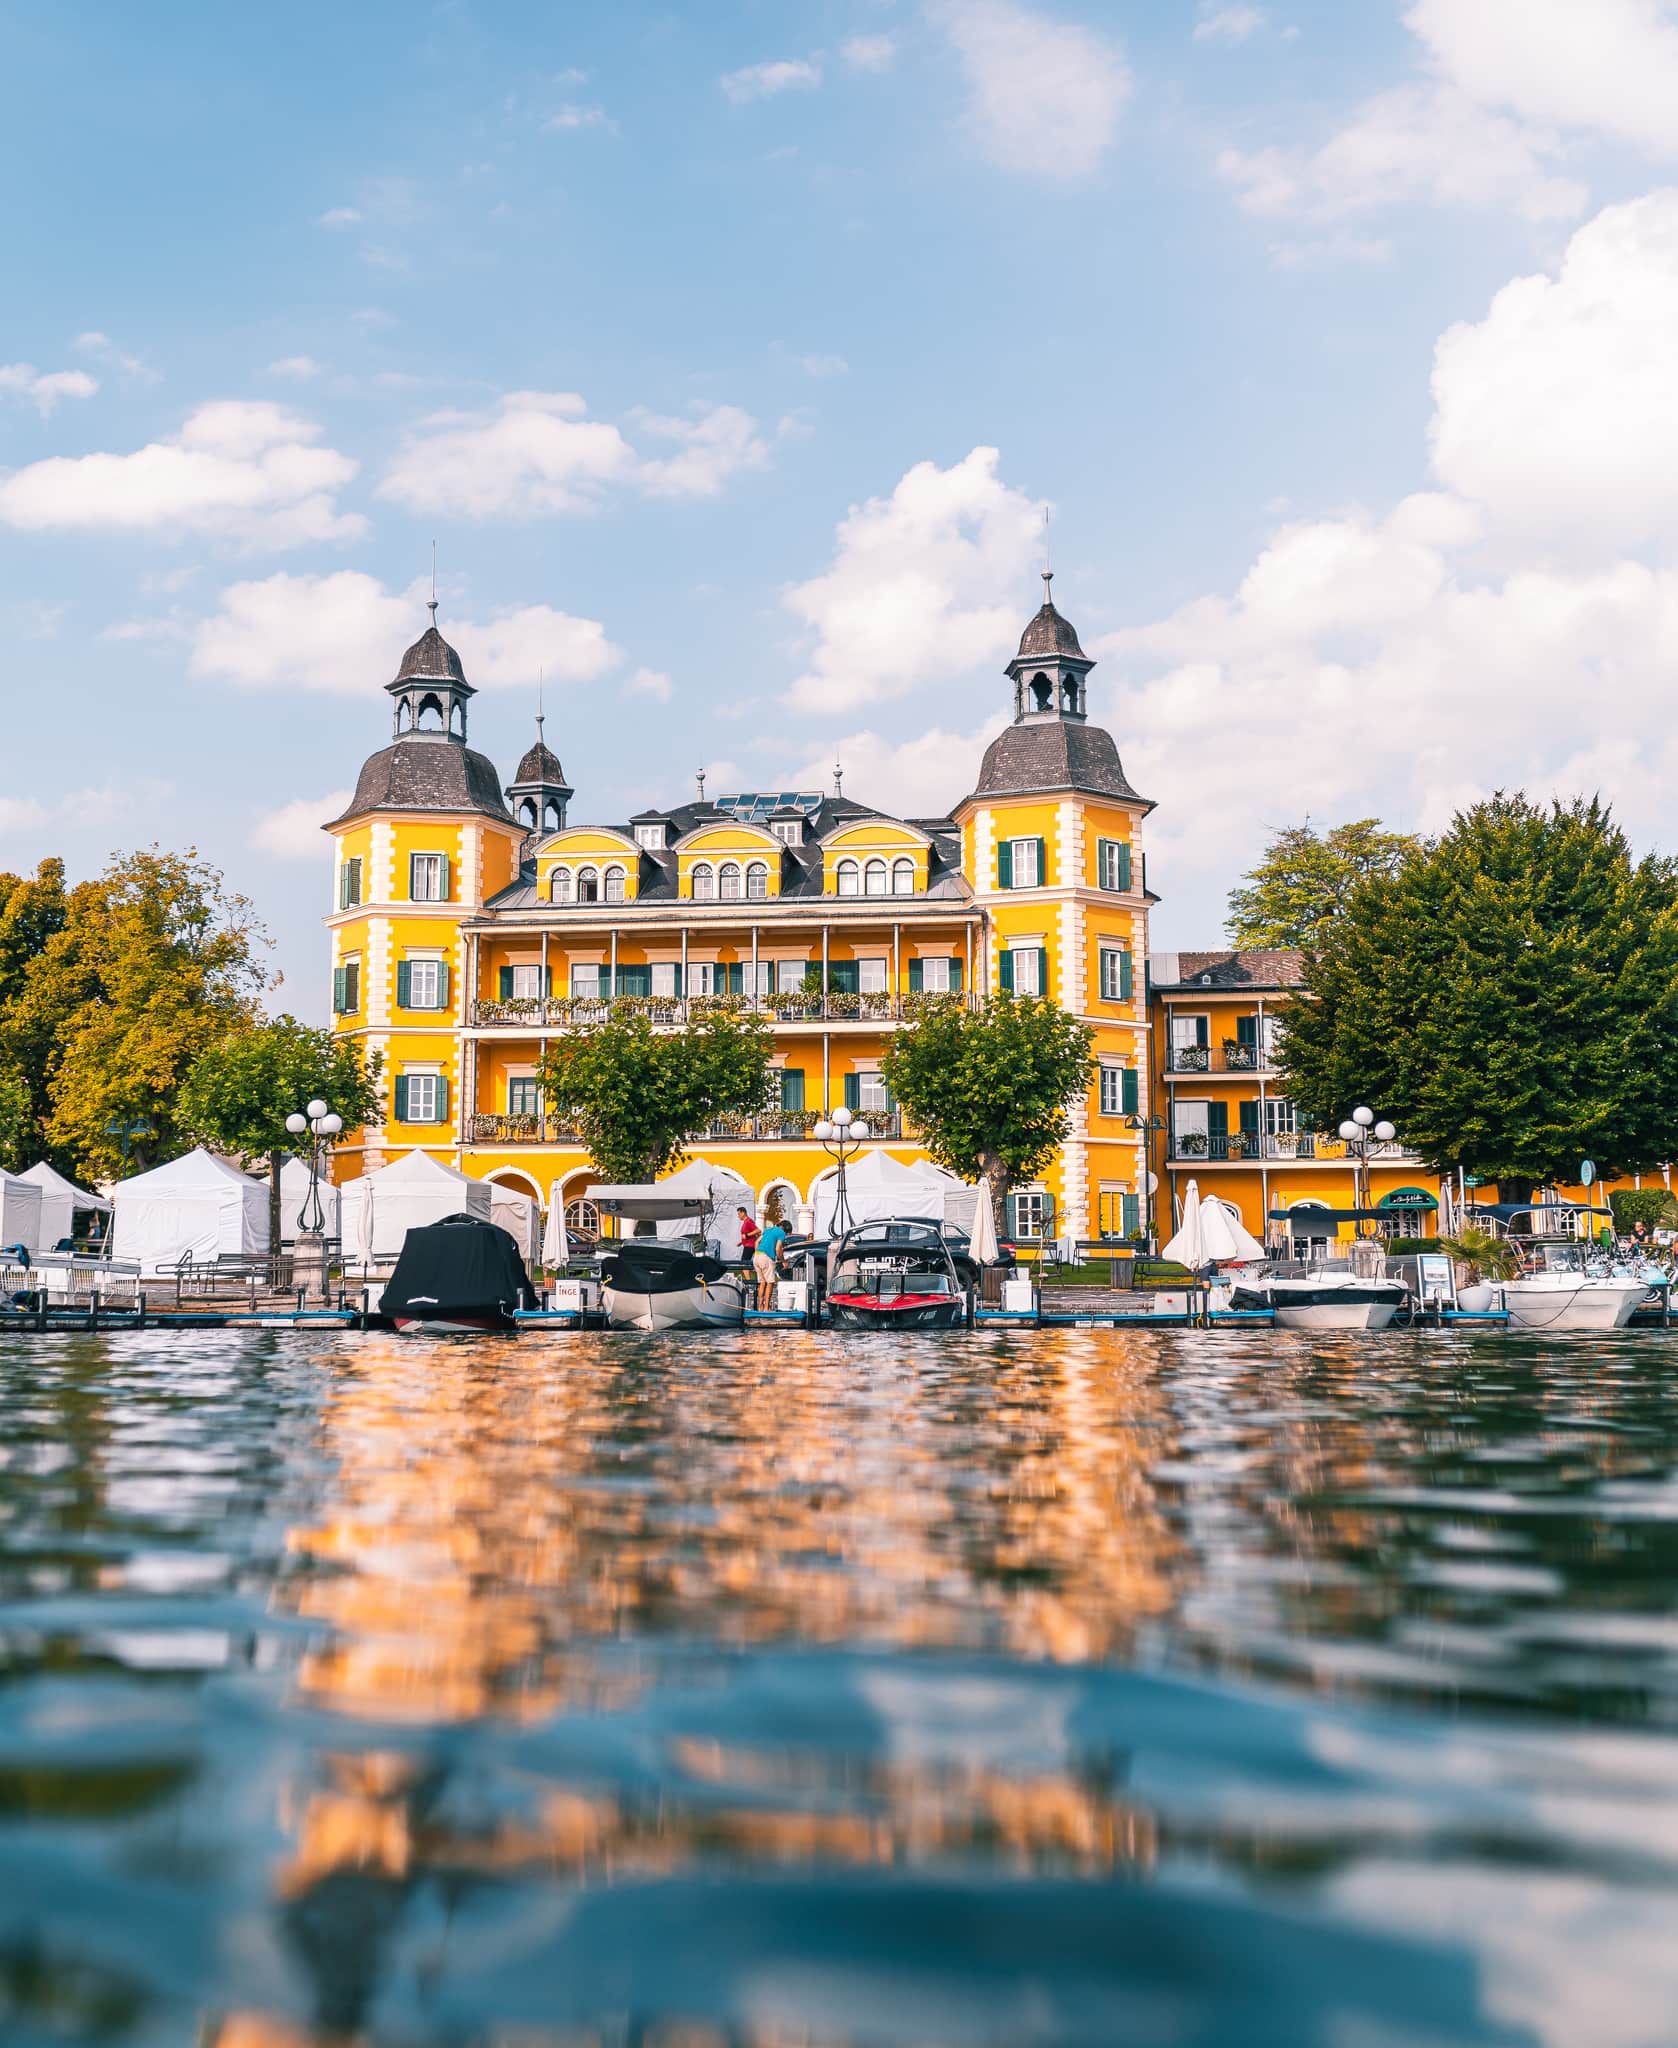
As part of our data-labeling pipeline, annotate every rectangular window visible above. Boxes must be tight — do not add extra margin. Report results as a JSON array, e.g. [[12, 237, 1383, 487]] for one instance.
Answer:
[[1012, 1191, 1050, 1240], [773, 820, 801, 846], [919, 956, 952, 993], [635, 824, 665, 850], [1011, 948, 1043, 996], [779, 1068, 806, 1112], [1096, 840, 1130, 892], [339, 857, 362, 909], [858, 957, 889, 994], [1008, 837, 1041, 888], [743, 961, 773, 997], [509, 965, 544, 1000], [409, 853, 445, 902], [858, 1071, 890, 1114], [689, 962, 720, 996], [571, 963, 603, 998], [405, 1074, 440, 1123], [1266, 1098, 1298, 1136], [408, 959, 442, 1010], [1171, 1013, 1210, 1050], [1099, 948, 1133, 1002], [651, 962, 681, 999], [508, 1077, 541, 1117], [776, 958, 810, 992], [332, 961, 360, 1015]]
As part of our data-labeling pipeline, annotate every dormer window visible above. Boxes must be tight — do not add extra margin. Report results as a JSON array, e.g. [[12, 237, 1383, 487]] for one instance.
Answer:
[[772, 820, 801, 846], [636, 823, 665, 851]]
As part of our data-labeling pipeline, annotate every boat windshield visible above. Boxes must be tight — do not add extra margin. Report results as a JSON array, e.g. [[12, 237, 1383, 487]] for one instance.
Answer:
[[831, 1257, 953, 1297]]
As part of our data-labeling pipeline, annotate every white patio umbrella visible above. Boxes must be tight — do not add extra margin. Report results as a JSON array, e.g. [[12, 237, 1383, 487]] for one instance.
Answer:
[[1197, 1194, 1267, 1265], [354, 1179, 376, 1273], [1161, 1179, 1205, 1267], [540, 1185, 567, 1268], [968, 1189, 1000, 1266]]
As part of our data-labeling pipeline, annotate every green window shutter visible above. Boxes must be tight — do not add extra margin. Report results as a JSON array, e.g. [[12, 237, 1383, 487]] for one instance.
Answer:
[[1122, 1067, 1138, 1116], [438, 854, 452, 901], [1096, 838, 1112, 888], [498, 966, 513, 999], [1117, 843, 1132, 891], [997, 840, 1012, 890], [437, 962, 450, 1010], [908, 960, 923, 993], [407, 853, 419, 899], [999, 949, 1014, 993], [780, 1069, 805, 1112], [1239, 1098, 1260, 1138], [435, 1076, 450, 1124], [726, 962, 743, 996], [347, 963, 360, 1012], [671, 964, 683, 996], [1207, 1101, 1229, 1139], [829, 960, 860, 994], [1038, 948, 1050, 996], [396, 960, 412, 1008], [1121, 1193, 1139, 1237], [1119, 950, 1133, 1001], [949, 956, 963, 993], [543, 966, 554, 995], [843, 1073, 860, 1110], [619, 964, 651, 997], [1236, 1014, 1258, 1047], [394, 1075, 410, 1122], [338, 866, 349, 910], [332, 966, 346, 1014], [1035, 838, 1047, 887]]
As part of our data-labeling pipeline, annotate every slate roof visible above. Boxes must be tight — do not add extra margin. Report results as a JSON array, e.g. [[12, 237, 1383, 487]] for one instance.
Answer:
[[970, 718, 1147, 805], [1016, 597, 1087, 661], [511, 738, 569, 787], [330, 738, 514, 826], [1151, 949, 1306, 991], [391, 623, 471, 690]]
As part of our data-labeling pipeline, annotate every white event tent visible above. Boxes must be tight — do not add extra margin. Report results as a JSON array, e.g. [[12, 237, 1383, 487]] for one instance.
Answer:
[[813, 1149, 968, 1238], [338, 1151, 491, 1264], [278, 1156, 342, 1242], [20, 1161, 111, 1250], [487, 1182, 541, 1266], [0, 1169, 45, 1254], [111, 1148, 269, 1274], [651, 1160, 754, 1259]]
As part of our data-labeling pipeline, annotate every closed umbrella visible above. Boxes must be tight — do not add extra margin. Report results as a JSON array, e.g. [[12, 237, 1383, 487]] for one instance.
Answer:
[[1198, 1194, 1267, 1265], [354, 1179, 376, 1274], [540, 1184, 567, 1268], [968, 1189, 1000, 1266], [1161, 1179, 1205, 1267]]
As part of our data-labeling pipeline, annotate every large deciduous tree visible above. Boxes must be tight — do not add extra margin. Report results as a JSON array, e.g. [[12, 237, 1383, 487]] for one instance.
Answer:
[[178, 1018, 385, 1246], [1279, 795, 1678, 1194], [538, 1008, 774, 1185], [881, 994, 1094, 1228], [1227, 818, 1426, 950]]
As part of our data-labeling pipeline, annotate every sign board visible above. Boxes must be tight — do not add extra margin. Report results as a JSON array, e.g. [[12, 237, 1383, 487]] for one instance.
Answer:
[[1580, 1158, 1596, 1186], [1464, 1176, 1483, 1188]]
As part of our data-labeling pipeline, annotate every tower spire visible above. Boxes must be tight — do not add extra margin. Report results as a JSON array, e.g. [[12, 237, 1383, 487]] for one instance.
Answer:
[[429, 540, 438, 623]]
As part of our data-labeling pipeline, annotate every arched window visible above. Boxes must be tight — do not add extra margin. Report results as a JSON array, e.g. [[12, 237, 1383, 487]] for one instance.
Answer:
[[692, 863, 716, 901], [417, 692, 445, 731], [836, 859, 860, 897], [1061, 677, 1078, 713], [603, 865, 626, 904], [719, 862, 743, 900], [519, 798, 537, 829], [1031, 672, 1052, 712], [543, 799, 563, 831], [550, 867, 573, 903], [891, 858, 915, 895], [577, 866, 600, 904], [746, 861, 769, 901], [864, 859, 887, 895]]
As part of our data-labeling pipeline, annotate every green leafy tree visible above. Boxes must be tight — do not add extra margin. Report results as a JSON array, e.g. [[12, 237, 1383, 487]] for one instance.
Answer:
[[0, 1061, 29, 1172], [14, 848, 273, 1179], [178, 1018, 385, 1246], [538, 1007, 774, 1184], [1279, 794, 1678, 1196], [1227, 818, 1426, 950], [0, 858, 71, 1159], [881, 994, 1095, 1228]]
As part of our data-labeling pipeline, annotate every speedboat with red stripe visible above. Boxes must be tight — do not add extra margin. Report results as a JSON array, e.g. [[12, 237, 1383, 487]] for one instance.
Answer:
[[824, 1218, 973, 1330]]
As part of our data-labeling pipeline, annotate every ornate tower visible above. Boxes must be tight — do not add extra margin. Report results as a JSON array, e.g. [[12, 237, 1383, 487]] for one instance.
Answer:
[[954, 577, 1153, 1241], [505, 713, 573, 836]]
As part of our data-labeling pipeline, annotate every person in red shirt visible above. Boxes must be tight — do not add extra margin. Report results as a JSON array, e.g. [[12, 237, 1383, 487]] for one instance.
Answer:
[[737, 1207, 760, 1277]]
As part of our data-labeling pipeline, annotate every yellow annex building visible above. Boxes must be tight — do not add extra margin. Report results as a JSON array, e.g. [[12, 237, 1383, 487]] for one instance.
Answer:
[[326, 579, 1157, 1242]]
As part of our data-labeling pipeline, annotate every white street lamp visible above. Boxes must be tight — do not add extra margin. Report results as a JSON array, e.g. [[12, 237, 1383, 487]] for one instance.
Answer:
[[1353, 1105, 1374, 1127], [1339, 1104, 1397, 1233], [1373, 1120, 1396, 1144], [817, 1106, 869, 1235]]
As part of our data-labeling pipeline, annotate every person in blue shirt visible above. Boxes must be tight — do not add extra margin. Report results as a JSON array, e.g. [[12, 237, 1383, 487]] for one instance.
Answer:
[[754, 1217, 788, 1310]]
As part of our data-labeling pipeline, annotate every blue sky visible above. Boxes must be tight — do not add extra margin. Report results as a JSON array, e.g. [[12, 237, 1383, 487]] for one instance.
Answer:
[[5, 0, 1678, 1012]]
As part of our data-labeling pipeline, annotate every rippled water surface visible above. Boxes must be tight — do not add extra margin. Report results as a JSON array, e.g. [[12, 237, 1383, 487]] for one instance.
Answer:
[[4, 1328, 1678, 2045]]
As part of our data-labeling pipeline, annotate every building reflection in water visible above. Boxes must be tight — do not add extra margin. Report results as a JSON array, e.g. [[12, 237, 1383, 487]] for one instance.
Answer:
[[218, 1332, 1183, 2041]]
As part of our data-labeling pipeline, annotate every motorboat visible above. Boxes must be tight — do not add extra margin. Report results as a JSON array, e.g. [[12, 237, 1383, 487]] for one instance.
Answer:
[[380, 1213, 532, 1334], [1230, 1250, 1406, 1330], [1490, 1271, 1647, 1331], [825, 1218, 972, 1330], [600, 1240, 746, 1331]]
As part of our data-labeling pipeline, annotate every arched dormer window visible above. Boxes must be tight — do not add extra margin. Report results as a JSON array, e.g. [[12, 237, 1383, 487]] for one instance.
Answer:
[[692, 863, 716, 901], [578, 865, 600, 904], [891, 858, 915, 895], [550, 867, 573, 903], [864, 858, 887, 895], [745, 861, 769, 901], [603, 865, 626, 904], [719, 862, 743, 900], [836, 859, 860, 897]]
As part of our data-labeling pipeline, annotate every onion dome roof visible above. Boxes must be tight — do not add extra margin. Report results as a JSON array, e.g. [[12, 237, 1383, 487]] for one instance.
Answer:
[[390, 622, 470, 689], [513, 738, 568, 786]]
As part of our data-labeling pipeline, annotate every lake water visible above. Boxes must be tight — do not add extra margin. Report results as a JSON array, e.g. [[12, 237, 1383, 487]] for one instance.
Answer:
[[3, 1327, 1678, 2046]]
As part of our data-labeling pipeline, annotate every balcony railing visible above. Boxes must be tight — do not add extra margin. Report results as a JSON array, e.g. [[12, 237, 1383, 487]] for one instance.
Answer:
[[469, 992, 977, 1030], [1167, 1133, 1414, 1163], [467, 1109, 908, 1145], [1166, 1041, 1279, 1074]]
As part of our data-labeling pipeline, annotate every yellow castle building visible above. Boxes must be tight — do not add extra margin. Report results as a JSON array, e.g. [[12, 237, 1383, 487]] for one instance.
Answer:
[[325, 577, 1158, 1242]]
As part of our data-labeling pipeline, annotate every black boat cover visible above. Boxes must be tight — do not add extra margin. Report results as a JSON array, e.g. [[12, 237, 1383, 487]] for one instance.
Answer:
[[601, 1240, 732, 1296], [380, 1212, 531, 1319]]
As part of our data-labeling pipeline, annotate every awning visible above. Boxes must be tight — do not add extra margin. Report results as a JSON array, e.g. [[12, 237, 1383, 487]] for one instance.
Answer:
[[1378, 1187, 1438, 1210], [584, 1185, 710, 1221]]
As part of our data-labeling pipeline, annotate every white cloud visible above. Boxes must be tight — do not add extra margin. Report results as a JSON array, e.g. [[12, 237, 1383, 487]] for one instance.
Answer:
[[1217, 84, 1585, 226], [927, 0, 1131, 182], [842, 35, 898, 72], [251, 790, 354, 859], [784, 446, 1044, 714], [545, 103, 617, 133], [1195, 6, 1266, 42], [0, 798, 49, 833], [1429, 190, 1678, 553], [266, 355, 323, 380], [798, 353, 850, 378], [0, 364, 98, 416], [720, 59, 821, 105], [73, 331, 155, 382], [627, 666, 673, 702], [318, 206, 363, 227], [0, 400, 362, 548], [378, 391, 767, 516], [191, 571, 620, 695]]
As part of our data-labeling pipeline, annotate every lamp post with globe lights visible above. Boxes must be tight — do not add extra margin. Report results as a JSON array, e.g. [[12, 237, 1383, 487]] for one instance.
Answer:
[[285, 1097, 343, 1297], [812, 1103, 872, 1237], [1336, 1105, 1397, 1231]]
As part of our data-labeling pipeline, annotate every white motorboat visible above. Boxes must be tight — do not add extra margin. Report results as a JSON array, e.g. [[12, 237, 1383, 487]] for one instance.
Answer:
[[1229, 1270, 1405, 1331], [600, 1240, 746, 1331], [1490, 1272, 1646, 1332]]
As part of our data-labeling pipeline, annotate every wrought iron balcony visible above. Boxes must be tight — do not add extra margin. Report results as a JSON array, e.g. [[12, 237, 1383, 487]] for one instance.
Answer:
[[1165, 1041, 1278, 1074], [469, 992, 977, 1030], [1167, 1132, 1415, 1163], [466, 1113, 581, 1145], [466, 1108, 909, 1145]]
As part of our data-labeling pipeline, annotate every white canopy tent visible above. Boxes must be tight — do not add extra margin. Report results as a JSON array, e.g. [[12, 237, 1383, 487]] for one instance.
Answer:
[[650, 1160, 754, 1259], [0, 1170, 44, 1254], [487, 1182, 541, 1266], [19, 1161, 106, 1250], [111, 1148, 269, 1274], [278, 1156, 341, 1242], [338, 1151, 491, 1265], [813, 1149, 968, 1238]]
